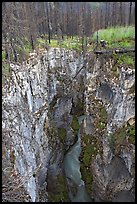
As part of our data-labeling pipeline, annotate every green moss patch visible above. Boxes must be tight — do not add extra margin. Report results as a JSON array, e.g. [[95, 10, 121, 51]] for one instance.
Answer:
[[108, 123, 135, 153], [108, 126, 127, 153], [128, 125, 135, 144], [71, 116, 80, 137], [100, 107, 107, 123], [48, 174, 69, 202], [58, 128, 66, 144], [81, 135, 98, 164], [80, 135, 97, 195], [80, 163, 93, 195]]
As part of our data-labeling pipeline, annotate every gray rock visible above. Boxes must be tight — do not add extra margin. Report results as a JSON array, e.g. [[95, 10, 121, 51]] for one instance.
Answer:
[[65, 124, 76, 147], [38, 166, 48, 187], [91, 155, 133, 202], [108, 156, 131, 182], [112, 190, 135, 202], [97, 82, 113, 103], [53, 96, 72, 128], [84, 115, 94, 135]]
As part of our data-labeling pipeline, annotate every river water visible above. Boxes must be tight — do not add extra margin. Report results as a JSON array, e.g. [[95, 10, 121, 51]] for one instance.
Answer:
[[64, 116, 92, 202]]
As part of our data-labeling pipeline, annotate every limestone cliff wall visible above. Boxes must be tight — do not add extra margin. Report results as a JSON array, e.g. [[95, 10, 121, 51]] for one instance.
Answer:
[[2, 48, 135, 202]]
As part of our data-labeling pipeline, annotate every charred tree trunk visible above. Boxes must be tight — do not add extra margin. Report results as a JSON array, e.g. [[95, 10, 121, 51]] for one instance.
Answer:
[[128, 2, 132, 25], [46, 2, 51, 44], [120, 2, 123, 26], [30, 35, 35, 51], [105, 3, 108, 28]]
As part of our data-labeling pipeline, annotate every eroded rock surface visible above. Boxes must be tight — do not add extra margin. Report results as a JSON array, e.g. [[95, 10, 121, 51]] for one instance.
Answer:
[[2, 48, 135, 202], [84, 55, 135, 202], [2, 48, 84, 202]]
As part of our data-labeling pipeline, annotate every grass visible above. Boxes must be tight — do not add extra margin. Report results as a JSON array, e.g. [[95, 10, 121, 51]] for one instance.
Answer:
[[92, 26, 135, 66], [117, 54, 134, 66], [109, 40, 135, 49], [36, 36, 83, 52], [92, 26, 135, 48]]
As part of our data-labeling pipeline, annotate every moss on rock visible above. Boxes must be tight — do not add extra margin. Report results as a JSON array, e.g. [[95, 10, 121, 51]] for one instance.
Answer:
[[80, 134, 98, 196], [58, 128, 66, 144], [71, 116, 80, 137], [108, 123, 135, 154], [48, 174, 69, 202], [108, 126, 127, 154], [128, 125, 135, 144]]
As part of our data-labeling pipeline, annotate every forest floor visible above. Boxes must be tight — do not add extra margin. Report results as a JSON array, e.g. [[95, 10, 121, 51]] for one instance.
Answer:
[[2, 26, 135, 86]]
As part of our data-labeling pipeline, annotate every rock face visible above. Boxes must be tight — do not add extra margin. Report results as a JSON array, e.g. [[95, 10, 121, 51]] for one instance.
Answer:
[[112, 190, 135, 202], [92, 156, 133, 202], [84, 55, 135, 202], [2, 48, 84, 202], [2, 48, 135, 202], [53, 96, 72, 128], [97, 82, 114, 103]]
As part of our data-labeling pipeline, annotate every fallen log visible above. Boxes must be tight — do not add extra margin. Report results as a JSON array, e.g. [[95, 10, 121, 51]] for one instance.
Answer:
[[94, 48, 135, 55]]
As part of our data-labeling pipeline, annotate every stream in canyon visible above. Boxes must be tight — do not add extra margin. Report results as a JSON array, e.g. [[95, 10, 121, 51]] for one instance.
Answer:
[[64, 116, 92, 202]]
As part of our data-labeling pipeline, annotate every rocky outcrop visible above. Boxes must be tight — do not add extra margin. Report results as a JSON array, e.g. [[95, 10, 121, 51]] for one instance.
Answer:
[[2, 48, 84, 202], [84, 55, 135, 202], [2, 47, 135, 202]]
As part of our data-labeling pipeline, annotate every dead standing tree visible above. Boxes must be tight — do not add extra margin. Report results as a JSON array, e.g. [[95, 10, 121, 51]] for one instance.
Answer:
[[128, 2, 132, 25], [45, 2, 51, 44]]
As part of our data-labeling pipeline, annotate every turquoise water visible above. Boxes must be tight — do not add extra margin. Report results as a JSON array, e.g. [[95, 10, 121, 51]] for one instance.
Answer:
[[64, 116, 92, 202]]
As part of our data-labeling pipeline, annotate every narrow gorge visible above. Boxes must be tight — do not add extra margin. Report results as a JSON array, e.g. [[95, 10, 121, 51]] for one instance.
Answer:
[[2, 47, 135, 202]]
